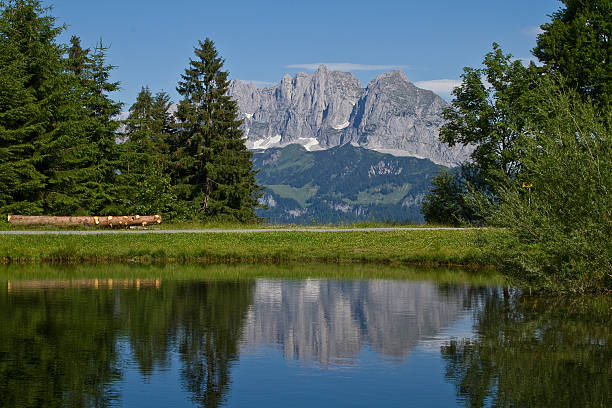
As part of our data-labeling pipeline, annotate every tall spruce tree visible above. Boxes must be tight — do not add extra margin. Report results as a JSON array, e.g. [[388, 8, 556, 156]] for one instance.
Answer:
[[0, 0, 101, 215], [173, 38, 261, 221], [118, 86, 174, 215], [41, 37, 122, 215], [0, 0, 53, 214], [66, 39, 122, 214], [0, 1, 123, 216]]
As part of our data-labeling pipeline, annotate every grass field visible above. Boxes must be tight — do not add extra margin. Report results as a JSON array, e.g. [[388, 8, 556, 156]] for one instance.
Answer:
[[0, 228, 512, 267]]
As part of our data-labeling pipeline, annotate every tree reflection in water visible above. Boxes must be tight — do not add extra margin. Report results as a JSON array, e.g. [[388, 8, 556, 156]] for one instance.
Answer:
[[441, 288, 611, 407], [1, 275, 610, 408], [0, 280, 255, 408]]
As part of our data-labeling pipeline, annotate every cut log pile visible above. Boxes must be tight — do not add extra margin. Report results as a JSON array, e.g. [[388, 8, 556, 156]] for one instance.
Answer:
[[7, 214, 162, 227]]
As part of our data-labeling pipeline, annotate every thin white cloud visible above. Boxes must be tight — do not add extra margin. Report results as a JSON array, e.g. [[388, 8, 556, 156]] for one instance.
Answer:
[[414, 79, 462, 95], [522, 26, 543, 36], [286, 63, 405, 72], [239, 80, 276, 88]]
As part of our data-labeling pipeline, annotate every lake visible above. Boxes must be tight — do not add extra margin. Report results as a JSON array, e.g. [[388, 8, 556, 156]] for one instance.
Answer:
[[0, 264, 609, 407]]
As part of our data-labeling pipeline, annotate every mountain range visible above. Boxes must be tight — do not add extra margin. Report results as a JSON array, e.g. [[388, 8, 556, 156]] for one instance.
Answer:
[[229, 65, 471, 167]]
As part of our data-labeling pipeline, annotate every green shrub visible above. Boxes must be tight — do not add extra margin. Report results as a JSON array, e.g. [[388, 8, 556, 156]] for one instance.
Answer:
[[494, 82, 611, 292]]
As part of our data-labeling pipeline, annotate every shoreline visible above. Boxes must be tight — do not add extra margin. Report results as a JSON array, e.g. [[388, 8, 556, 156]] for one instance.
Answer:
[[0, 229, 504, 267]]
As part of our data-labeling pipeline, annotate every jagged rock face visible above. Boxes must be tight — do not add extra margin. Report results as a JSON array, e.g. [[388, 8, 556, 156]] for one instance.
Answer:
[[228, 66, 471, 166], [343, 71, 472, 166], [229, 65, 362, 151]]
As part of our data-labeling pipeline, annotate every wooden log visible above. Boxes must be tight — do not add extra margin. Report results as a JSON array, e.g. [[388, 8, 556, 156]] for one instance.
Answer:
[[7, 214, 162, 227]]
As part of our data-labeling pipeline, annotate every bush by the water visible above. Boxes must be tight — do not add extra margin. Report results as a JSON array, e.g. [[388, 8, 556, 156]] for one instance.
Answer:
[[493, 84, 611, 292]]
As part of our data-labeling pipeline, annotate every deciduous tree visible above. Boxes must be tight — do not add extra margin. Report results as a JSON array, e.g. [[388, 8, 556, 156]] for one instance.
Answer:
[[533, 0, 611, 111]]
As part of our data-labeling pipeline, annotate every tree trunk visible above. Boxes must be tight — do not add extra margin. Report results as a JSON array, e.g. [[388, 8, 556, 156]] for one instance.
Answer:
[[7, 214, 162, 227]]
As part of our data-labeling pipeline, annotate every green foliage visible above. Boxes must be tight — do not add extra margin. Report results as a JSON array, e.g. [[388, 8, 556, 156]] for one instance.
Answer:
[[533, 0, 612, 111], [72, 39, 122, 214], [424, 44, 539, 226], [41, 38, 122, 216], [116, 86, 175, 215], [422, 169, 471, 226], [0, 0, 64, 214], [440, 44, 536, 192], [428, 12, 611, 291], [172, 38, 261, 222], [492, 82, 611, 292], [0, 2, 123, 217], [442, 290, 611, 407]]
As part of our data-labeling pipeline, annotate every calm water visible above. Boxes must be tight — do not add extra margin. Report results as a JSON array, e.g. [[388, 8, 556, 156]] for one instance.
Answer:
[[0, 264, 609, 407]]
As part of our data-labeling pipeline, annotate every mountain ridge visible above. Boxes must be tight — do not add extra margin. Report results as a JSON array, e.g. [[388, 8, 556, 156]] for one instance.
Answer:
[[229, 65, 471, 167]]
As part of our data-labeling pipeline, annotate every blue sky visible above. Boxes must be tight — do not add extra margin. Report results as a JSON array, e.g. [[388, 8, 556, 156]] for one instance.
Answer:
[[45, 0, 561, 106]]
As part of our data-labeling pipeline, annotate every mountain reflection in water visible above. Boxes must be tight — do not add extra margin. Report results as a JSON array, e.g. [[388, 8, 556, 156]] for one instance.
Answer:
[[0, 271, 609, 407], [242, 279, 476, 364]]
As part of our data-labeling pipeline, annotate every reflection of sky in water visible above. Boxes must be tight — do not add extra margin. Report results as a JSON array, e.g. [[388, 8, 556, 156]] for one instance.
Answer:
[[4, 274, 607, 407], [110, 279, 481, 407], [228, 314, 479, 408]]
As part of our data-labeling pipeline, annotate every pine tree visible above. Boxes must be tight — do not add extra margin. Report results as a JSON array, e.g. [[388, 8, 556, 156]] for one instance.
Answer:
[[117, 86, 174, 215], [173, 38, 261, 221], [66, 39, 122, 214], [0, 0, 76, 214]]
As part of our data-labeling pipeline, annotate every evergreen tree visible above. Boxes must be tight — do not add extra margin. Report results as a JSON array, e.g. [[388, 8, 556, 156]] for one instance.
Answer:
[[533, 0, 611, 111], [0, 1, 123, 216], [66, 35, 90, 80], [117, 86, 174, 215], [0, 0, 53, 214], [0, 0, 96, 215], [173, 38, 261, 221], [67, 39, 122, 214], [41, 38, 122, 215]]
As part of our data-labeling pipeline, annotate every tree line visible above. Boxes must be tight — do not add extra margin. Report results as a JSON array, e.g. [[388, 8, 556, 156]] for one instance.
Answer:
[[422, 0, 611, 291], [0, 0, 261, 222]]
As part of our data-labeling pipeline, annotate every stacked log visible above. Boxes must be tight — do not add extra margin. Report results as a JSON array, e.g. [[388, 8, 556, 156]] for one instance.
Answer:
[[7, 214, 162, 227]]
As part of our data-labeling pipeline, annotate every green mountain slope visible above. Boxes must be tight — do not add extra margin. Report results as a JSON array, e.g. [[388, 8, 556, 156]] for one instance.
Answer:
[[252, 144, 444, 224]]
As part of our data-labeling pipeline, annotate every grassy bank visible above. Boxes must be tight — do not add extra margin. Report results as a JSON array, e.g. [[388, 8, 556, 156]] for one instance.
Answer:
[[0, 228, 511, 267]]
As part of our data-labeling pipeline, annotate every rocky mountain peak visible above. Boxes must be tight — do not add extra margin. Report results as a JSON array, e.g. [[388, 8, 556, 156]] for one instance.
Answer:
[[371, 69, 410, 84], [228, 66, 472, 166]]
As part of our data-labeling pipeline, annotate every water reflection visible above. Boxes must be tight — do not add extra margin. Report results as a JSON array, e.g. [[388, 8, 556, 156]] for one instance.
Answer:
[[0, 279, 254, 408], [242, 279, 481, 364], [0, 267, 609, 407], [441, 289, 611, 408]]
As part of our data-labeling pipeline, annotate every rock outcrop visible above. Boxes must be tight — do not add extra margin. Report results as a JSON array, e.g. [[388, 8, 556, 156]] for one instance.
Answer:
[[228, 65, 471, 166]]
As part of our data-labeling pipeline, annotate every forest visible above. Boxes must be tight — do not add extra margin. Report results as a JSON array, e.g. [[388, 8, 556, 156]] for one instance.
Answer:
[[0, 0, 261, 222]]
